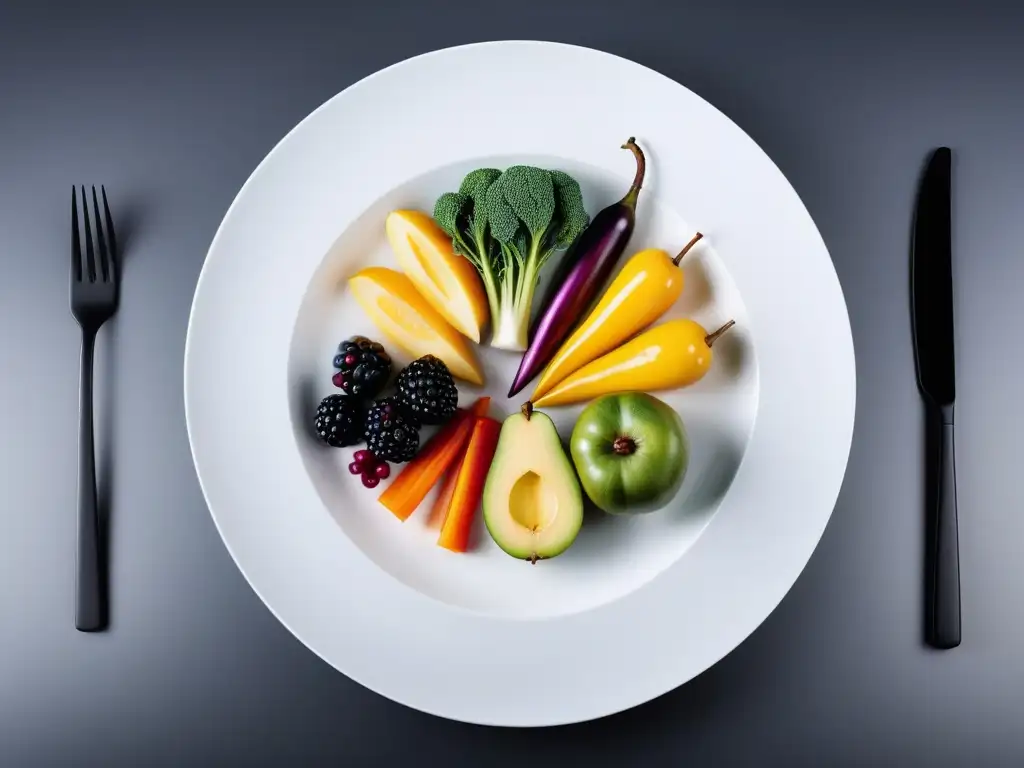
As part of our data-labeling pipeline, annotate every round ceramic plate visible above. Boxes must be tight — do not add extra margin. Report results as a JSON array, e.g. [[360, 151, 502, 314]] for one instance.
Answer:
[[184, 40, 855, 726]]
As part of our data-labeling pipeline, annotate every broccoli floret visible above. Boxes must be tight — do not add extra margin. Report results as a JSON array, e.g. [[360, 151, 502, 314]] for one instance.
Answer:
[[492, 166, 555, 240], [550, 170, 590, 247], [434, 184, 501, 323], [458, 168, 501, 246], [458, 168, 501, 205], [433, 164, 590, 351], [483, 176, 522, 247], [433, 192, 471, 255]]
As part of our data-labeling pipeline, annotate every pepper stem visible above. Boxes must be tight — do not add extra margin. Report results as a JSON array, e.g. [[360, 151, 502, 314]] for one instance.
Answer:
[[704, 320, 736, 347], [620, 137, 646, 209], [672, 232, 704, 266], [521, 401, 534, 421], [612, 436, 637, 456]]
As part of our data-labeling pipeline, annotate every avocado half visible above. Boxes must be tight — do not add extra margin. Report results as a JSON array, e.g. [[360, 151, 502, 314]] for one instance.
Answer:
[[482, 404, 583, 563]]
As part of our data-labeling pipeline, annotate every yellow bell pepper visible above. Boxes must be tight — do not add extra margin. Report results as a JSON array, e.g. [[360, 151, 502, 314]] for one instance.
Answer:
[[531, 318, 735, 407], [529, 233, 704, 401]]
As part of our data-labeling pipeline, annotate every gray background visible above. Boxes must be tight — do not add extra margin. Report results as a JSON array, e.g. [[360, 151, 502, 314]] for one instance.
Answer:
[[2, 1, 1022, 765]]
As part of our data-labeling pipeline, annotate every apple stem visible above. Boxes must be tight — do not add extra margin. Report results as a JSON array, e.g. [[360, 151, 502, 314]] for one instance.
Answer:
[[522, 402, 533, 421], [705, 320, 736, 347], [613, 436, 637, 456], [672, 232, 704, 266], [530, 553, 538, 565]]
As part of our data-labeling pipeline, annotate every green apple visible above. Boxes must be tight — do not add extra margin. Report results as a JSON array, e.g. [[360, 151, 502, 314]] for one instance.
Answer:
[[570, 392, 689, 514]]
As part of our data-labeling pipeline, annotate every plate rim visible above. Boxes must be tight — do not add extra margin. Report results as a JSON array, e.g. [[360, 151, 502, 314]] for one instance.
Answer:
[[184, 38, 856, 726]]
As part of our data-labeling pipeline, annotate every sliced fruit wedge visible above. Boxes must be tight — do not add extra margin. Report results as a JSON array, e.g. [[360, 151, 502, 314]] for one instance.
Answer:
[[385, 210, 489, 343], [349, 267, 485, 386]]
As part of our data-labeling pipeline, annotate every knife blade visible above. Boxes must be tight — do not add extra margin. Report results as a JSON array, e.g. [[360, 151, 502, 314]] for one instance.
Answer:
[[912, 147, 955, 406], [910, 146, 960, 649]]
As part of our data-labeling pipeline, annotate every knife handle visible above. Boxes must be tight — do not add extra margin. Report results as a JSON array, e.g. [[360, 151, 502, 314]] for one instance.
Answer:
[[928, 408, 961, 649]]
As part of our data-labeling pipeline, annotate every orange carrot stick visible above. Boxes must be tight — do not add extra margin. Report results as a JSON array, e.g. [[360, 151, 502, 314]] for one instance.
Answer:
[[378, 397, 490, 521], [427, 398, 490, 528], [427, 464, 461, 530], [438, 416, 501, 552], [468, 397, 490, 419]]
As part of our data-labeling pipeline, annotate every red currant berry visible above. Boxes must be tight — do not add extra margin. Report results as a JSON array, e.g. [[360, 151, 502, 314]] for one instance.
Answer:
[[353, 450, 374, 464], [362, 474, 380, 489], [348, 462, 362, 475], [374, 463, 390, 479]]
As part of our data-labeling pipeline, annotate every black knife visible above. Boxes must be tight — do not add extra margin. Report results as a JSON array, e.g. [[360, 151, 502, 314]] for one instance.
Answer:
[[910, 146, 960, 649]]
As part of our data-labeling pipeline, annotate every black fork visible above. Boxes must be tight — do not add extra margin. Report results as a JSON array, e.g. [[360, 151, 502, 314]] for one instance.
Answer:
[[70, 186, 119, 631]]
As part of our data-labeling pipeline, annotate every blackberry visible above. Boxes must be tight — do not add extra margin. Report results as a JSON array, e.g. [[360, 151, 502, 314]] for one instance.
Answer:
[[363, 398, 419, 463], [333, 336, 391, 399], [313, 394, 366, 448], [395, 355, 458, 426]]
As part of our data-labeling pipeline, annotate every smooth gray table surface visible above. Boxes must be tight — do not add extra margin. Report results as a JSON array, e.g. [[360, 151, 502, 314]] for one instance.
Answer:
[[3, 2, 1024, 765]]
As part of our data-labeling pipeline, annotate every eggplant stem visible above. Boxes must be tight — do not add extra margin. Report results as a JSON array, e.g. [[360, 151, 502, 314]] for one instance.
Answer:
[[620, 137, 646, 208], [672, 232, 704, 266], [705, 320, 736, 347]]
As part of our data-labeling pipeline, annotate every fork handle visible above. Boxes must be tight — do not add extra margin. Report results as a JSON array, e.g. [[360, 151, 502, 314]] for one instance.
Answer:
[[76, 329, 105, 631]]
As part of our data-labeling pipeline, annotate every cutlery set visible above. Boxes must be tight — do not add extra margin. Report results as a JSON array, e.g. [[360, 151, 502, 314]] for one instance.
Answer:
[[65, 153, 961, 648]]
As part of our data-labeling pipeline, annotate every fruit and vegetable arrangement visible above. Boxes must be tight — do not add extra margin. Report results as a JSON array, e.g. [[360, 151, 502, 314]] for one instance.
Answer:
[[312, 138, 737, 563]]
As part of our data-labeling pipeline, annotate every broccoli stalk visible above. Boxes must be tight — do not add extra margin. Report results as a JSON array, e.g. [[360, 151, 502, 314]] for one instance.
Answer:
[[433, 165, 589, 351]]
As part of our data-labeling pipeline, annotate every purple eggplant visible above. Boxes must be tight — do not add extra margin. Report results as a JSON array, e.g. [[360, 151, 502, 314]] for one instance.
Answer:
[[507, 137, 646, 397]]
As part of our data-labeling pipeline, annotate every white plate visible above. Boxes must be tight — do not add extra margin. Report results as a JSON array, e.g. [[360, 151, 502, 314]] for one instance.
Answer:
[[184, 40, 855, 726]]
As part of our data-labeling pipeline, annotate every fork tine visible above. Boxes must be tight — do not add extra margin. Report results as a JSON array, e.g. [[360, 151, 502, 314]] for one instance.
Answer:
[[101, 186, 117, 274], [81, 185, 96, 282], [71, 187, 83, 282], [91, 186, 110, 282]]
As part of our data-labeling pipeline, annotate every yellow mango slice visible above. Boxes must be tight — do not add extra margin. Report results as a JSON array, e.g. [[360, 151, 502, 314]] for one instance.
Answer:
[[385, 210, 489, 343], [349, 267, 485, 386]]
